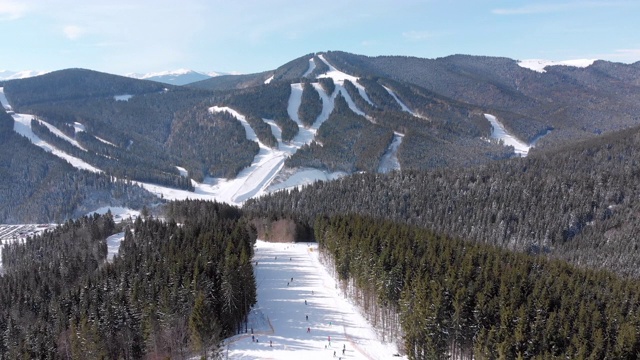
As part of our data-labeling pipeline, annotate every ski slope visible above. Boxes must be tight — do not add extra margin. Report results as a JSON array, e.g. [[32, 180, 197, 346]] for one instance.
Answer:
[[226, 241, 405, 359], [0, 60, 399, 210], [484, 113, 545, 156]]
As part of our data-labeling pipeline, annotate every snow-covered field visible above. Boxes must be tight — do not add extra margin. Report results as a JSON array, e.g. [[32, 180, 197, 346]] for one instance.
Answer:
[[225, 240, 405, 360], [517, 58, 596, 73]]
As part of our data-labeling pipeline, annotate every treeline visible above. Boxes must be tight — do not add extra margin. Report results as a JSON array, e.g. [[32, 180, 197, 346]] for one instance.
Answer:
[[245, 123, 640, 277], [298, 82, 323, 126], [286, 94, 393, 173], [167, 107, 259, 180], [0, 200, 256, 359], [316, 214, 640, 359], [0, 111, 157, 224], [223, 82, 291, 121], [30, 119, 194, 190], [246, 114, 278, 148]]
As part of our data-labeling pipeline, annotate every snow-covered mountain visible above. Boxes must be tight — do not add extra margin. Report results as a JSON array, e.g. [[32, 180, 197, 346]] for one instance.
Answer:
[[0, 70, 49, 80], [517, 58, 597, 73], [125, 69, 225, 86]]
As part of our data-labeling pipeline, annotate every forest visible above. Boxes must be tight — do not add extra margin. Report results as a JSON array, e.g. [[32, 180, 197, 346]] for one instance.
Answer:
[[316, 214, 640, 359], [0, 200, 256, 359], [246, 123, 640, 278]]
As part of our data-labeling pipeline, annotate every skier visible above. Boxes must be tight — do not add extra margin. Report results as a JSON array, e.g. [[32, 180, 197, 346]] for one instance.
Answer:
[[270, 340, 272, 347], [252, 335, 255, 342], [287, 282, 289, 286], [305, 299, 307, 305], [307, 327, 311, 333], [306, 314, 308, 321], [291, 277, 294, 282]]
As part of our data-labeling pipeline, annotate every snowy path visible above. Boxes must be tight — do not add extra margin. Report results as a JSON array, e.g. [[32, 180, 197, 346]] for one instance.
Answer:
[[484, 114, 531, 156], [378, 132, 404, 173], [226, 241, 405, 359]]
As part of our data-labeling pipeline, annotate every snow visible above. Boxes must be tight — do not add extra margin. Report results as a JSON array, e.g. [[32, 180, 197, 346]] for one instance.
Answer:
[[0, 224, 57, 272], [105, 232, 125, 262], [316, 54, 375, 110], [302, 57, 316, 78], [0, 87, 12, 110], [95, 135, 118, 147], [114, 94, 133, 101], [37, 119, 88, 151], [484, 114, 531, 156], [0, 83, 350, 209], [377, 132, 404, 173], [517, 59, 597, 73], [73, 122, 86, 133], [225, 241, 406, 359], [176, 166, 188, 177], [0, 70, 48, 81], [12, 112, 103, 172], [264, 75, 274, 84]]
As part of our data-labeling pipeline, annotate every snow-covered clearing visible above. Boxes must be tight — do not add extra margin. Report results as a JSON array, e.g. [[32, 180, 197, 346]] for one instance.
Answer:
[[105, 232, 125, 262], [114, 94, 133, 101], [484, 114, 532, 156], [517, 59, 596, 73], [0, 224, 56, 272], [226, 241, 405, 359], [378, 132, 404, 173], [264, 75, 274, 84], [38, 119, 87, 151], [302, 57, 316, 78], [0, 87, 12, 110]]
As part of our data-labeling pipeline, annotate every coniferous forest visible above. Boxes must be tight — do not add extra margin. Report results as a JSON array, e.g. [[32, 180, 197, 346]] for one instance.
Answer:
[[316, 215, 640, 359], [0, 201, 256, 359]]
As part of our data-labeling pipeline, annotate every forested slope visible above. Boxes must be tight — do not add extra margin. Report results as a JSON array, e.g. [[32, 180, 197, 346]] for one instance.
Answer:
[[246, 124, 640, 277], [0, 200, 256, 359], [0, 110, 157, 223], [316, 215, 640, 359]]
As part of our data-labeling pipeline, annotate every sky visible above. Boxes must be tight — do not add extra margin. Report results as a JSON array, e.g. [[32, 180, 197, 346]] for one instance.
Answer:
[[1, 0, 639, 75]]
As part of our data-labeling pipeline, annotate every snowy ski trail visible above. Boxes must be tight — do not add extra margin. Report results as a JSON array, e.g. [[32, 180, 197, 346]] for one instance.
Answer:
[[226, 241, 405, 359]]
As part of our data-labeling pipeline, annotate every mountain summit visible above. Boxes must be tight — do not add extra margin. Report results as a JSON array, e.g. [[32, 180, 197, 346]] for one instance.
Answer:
[[125, 69, 225, 85]]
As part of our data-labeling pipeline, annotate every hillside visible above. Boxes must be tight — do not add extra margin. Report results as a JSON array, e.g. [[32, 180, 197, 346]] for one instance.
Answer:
[[245, 123, 640, 277], [2, 51, 640, 223]]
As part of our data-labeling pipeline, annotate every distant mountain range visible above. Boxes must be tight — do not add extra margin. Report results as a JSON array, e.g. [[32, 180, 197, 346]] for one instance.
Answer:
[[125, 69, 227, 85], [0, 70, 49, 80], [1, 69, 227, 86]]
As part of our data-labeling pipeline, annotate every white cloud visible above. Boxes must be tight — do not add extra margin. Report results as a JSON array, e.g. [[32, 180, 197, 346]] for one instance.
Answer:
[[63, 25, 84, 40], [0, 0, 28, 20], [402, 30, 435, 41]]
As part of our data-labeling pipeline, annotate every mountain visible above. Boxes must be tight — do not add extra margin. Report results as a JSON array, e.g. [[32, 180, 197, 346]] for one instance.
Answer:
[[2, 52, 640, 225], [126, 69, 225, 85], [0, 69, 48, 80], [4, 51, 640, 359]]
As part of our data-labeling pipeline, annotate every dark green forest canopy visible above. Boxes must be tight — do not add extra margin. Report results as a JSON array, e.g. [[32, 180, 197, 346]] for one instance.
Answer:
[[0, 200, 256, 359], [316, 214, 640, 359]]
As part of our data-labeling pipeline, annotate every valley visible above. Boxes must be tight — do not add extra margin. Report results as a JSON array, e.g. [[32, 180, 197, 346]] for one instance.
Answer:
[[2, 50, 640, 359]]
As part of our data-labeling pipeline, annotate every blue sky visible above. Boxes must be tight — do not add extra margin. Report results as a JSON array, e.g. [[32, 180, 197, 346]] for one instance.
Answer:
[[1, 0, 639, 75]]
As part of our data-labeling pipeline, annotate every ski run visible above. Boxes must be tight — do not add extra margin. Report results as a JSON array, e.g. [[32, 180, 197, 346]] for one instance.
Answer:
[[225, 240, 406, 360]]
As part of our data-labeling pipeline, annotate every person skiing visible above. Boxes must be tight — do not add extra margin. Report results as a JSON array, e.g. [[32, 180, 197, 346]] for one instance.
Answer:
[[306, 314, 308, 321], [307, 327, 311, 333]]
